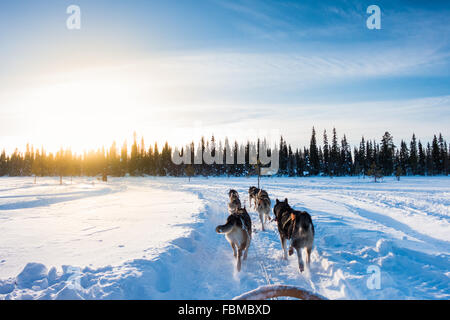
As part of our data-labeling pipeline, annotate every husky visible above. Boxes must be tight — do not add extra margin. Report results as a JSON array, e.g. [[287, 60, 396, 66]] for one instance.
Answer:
[[248, 186, 260, 208], [216, 207, 252, 272], [255, 190, 271, 231], [273, 198, 314, 272], [228, 189, 242, 214], [228, 189, 239, 199]]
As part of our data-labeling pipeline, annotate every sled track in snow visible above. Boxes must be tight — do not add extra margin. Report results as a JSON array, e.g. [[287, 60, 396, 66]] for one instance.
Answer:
[[171, 177, 450, 300]]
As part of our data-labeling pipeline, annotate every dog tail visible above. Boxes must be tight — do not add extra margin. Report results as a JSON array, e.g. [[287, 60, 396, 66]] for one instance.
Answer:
[[298, 213, 313, 235], [216, 222, 234, 234]]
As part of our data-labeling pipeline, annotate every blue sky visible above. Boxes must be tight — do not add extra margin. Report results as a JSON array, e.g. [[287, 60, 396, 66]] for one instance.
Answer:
[[0, 0, 449, 152]]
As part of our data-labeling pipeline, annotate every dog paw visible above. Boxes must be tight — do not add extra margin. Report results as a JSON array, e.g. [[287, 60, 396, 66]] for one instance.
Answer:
[[288, 247, 294, 256], [299, 264, 304, 272]]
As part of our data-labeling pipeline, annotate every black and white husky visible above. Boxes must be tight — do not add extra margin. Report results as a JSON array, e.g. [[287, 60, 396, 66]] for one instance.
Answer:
[[255, 189, 271, 231], [228, 189, 242, 214], [216, 207, 252, 272], [273, 198, 314, 272]]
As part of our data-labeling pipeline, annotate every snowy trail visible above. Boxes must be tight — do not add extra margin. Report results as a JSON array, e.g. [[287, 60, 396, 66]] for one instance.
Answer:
[[0, 176, 449, 299], [164, 177, 449, 299]]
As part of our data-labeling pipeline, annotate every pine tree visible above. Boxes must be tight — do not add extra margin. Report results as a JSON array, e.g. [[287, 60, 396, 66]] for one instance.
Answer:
[[31, 149, 41, 182], [409, 134, 418, 175], [309, 127, 320, 175], [279, 136, 288, 175], [323, 130, 330, 175], [380, 132, 395, 176], [431, 135, 440, 175], [330, 128, 339, 176], [224, 138, 231, 177], [399, 140, 409, 175], [0, 150, 7, 176], [418, 141, 426, 175], [426, 142, 433, 175], [109, 141, 121, 176], [438, 133, 447, 175], [353, 146, 361, 176], [161, 142, 172, 176], [340, 135, 352, 175], [129, 133, 139, 176], [288, 145, 295, 176], [359, 137, 366, 176], [120, 141, 128, 176]]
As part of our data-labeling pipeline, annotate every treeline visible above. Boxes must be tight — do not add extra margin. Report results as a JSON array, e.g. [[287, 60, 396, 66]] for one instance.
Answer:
[[0, 129, 448, 178]]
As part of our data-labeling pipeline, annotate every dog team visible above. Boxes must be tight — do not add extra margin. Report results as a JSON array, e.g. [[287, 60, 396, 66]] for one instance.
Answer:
[[216, 187, 315, 273]]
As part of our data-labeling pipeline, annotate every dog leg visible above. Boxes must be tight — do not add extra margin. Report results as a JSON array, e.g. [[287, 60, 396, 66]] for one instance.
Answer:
[[259, 211, 265, 231], [231, 242, 237, 258], [243, 237, 250, 260], [306, 246, 312, 265], [237, 248, 243, 272], [280, 235, 287, 260], [296, 248, 304, 272]]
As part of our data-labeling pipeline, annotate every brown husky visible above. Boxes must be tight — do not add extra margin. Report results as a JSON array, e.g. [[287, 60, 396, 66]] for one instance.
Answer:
[[228, 189, 242, 214], [216, 207, 252, 272], [248, 186, 260, 209], [255, 189, 271, 231], [273, 198, 314, 272]]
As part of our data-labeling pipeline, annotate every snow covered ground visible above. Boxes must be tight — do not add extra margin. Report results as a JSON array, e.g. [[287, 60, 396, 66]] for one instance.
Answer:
[[0, 176, 449, 299]]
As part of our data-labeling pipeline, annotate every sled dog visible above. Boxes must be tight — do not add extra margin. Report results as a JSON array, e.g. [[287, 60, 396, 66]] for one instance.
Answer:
[[273, 198, 314, 272], [255, 189, 271, 231], [216, 207, 252, 272], [228, 189, 242, 214], [248, 186, 260, 208]]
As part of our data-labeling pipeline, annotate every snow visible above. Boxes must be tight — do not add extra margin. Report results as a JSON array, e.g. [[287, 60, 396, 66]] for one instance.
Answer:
[[0, 176, 449, 300]]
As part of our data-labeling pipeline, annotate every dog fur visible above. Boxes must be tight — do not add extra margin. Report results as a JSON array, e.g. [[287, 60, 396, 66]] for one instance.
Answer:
[[228, 189, 242, 214], [273, 198, 314, 272], [255, 189, 271, 231], [216, 207, 252, 272], [248, 186, 260, 209]]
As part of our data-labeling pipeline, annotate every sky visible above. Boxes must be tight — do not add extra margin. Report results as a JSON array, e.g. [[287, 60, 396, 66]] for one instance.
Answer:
[[0, 0, 449, 154]]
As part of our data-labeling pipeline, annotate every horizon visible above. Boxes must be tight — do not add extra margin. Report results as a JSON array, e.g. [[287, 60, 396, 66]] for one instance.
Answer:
[[1, 129, 446, 157]]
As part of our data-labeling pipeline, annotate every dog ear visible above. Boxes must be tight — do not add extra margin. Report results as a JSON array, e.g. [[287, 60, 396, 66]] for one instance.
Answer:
[[285, 198, 288, 204], [276, 199, 279, 204]]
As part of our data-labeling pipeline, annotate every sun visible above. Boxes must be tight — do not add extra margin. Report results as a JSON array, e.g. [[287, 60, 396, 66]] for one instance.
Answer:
[[1, 67, 168, 154]]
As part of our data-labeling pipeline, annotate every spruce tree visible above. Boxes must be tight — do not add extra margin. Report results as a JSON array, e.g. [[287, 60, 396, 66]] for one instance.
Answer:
[[330, 128, 339, 176], [431, 135, 440, 174], [409, 134, 418, 175], [323, 130, 330, 175], [438, 133, 447, 175], [0, 150, 7, 176], [129, 133, 138, 176], [418, 141, 426, 175], [426, 142, 433, 175], [309, 127, 320, 175], [359, 137, 366, 176], [399, 140, 409, 175], [120, 141, 128, 176], [380, 132, 395, 176]]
